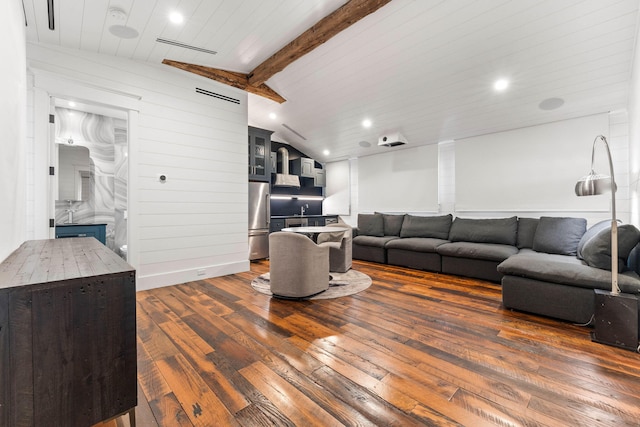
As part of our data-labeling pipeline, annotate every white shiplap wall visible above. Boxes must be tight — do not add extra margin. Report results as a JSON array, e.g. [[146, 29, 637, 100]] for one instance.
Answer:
[[333, 112, 632, 229], [0, 0, 27, 262], [26, 43, 249, 290]]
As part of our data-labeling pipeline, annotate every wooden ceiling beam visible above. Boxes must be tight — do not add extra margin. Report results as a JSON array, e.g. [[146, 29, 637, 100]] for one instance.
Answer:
[[247, 0, 392, 87], [162, 59, 286, 104], [163, 0, 392, 103]]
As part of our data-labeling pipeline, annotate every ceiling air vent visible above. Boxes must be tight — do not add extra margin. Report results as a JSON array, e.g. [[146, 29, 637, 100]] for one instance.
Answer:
[[281, 124, 307, 141], [156, 38, 218, 56], [196, 88, 240, 105]]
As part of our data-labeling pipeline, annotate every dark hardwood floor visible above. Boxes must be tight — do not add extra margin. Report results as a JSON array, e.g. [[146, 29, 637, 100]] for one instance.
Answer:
[[97, 259, 640, 426]]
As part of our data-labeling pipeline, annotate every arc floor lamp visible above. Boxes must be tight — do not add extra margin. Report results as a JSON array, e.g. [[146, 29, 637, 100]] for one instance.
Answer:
[[575, 135, 638, 351]]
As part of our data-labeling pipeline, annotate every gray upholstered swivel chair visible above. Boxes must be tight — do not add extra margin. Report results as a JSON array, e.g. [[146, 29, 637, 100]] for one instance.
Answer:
[[317, 223, 352, 273], [269, 231, 330, 298]]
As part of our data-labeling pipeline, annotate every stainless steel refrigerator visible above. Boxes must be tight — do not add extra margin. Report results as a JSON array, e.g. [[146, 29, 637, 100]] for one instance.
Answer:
[[248, 181, 270, 260]]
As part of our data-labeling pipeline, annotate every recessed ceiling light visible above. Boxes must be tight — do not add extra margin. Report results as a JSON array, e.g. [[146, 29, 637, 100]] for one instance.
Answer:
[[68, 101, 76, 107], [493, 79, 509, 92], [362, 119, 372, 128], [269, 112, 277, 120], [359, 141, 371, 148], [169, 11, 184, 24], [323, 149, 330, 156]]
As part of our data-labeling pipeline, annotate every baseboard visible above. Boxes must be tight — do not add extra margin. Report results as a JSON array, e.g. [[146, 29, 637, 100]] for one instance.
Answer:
[[136, 260, 250, 291]]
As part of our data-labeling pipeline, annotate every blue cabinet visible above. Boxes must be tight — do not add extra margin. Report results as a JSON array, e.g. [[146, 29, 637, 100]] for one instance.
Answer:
[[55, 224, 107, 245]]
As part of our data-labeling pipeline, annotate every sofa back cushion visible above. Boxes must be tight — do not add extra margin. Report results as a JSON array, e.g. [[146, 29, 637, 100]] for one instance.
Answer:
[[532, 216, 586, 256], [357, 213, 384, 237], [516, 218, 539, 249], [448, 216, 517, 246], [581, 224, 640, 272], [376, 213, 405, 236], [576, 220, 610, 259], [400, 214, 452, 239]]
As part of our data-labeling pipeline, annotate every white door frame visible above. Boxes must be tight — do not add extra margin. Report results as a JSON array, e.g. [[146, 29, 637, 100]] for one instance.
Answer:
[[31, 68, 141, 269]]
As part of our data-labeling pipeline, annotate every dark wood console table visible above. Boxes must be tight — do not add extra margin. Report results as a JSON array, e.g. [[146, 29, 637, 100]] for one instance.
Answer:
[[0, 238, 137, 427]]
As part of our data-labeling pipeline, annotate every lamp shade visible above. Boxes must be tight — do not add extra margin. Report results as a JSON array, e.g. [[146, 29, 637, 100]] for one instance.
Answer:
[[575, 171, 616, 197]]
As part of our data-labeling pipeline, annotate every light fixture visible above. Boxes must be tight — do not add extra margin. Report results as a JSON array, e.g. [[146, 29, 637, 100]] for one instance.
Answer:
[[269, 112, 277, 120], [323, 149, 330, 156], [575, 135, 619, 293], [169, 11, 184, 24], [362, 119, 372, 128], [68, 101, 76, 108], [575, 135, 639, 351], [270, 195, 292, 200], [493, 79, 509, 91]]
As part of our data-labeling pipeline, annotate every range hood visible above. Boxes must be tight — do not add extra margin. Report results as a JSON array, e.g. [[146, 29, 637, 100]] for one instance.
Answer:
[[274, 147, 300, 188]]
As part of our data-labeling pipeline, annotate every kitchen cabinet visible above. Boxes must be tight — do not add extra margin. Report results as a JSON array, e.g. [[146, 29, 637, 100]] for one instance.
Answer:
[[0, 238, 136, 427], [270, 218, 285, 233], [307, 217, 325, 227], [249, 126, 274, 182], [55, 223, 107, 245], [291, 157, 315, 178], [314, 168, 326, 187]]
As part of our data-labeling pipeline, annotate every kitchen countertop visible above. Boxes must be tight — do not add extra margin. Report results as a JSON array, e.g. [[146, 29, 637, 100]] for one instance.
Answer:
[[55, 223, 108, 227], [271, 215, 337, 219]]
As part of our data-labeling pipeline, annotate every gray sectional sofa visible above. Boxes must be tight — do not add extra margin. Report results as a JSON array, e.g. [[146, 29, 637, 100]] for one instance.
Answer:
[[352, 213, 640, 323]]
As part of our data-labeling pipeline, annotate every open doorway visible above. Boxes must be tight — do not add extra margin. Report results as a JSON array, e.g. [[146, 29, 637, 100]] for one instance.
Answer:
[[52, 97, 129, 260]]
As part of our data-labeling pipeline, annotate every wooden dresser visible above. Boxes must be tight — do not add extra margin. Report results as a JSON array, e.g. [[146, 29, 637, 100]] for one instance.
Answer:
[[0, 238, 137, 427]]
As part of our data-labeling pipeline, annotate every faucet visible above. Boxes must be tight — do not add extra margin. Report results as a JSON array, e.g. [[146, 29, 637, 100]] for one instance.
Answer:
[[300, 203, 308, 216]]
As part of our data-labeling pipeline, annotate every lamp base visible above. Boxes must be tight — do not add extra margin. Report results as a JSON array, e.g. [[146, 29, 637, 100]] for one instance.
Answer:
[[591, 289, 639, 352]]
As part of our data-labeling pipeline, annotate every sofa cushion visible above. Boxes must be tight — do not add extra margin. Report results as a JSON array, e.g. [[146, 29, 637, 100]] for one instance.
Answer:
[[357, 213, 384, 237], [386, 237, 449, 253], [581, 224, 640, 272], [376, 213, 405, 236], [497, 250, 640, 293], [436, 242, 518, 262], [532, 216, 586, 256], [352, 235, 399, 248], [576, 220, 610, 259], [448, 217, 517, 246], [400, 214, 452, 239], [516, 218, 539, 249]]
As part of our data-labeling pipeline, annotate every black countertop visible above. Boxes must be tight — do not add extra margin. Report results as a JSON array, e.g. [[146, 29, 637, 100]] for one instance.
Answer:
[[271, 215, 337, 219], [55, 223, 108, 227]]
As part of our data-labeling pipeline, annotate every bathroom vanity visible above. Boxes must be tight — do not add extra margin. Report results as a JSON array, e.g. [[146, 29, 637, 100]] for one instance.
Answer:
[[55, 223, 107, 245]]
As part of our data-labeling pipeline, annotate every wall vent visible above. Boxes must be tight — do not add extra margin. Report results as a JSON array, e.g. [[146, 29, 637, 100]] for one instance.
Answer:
[[196, 88, 240, 105], [156, 38, 217, 55]]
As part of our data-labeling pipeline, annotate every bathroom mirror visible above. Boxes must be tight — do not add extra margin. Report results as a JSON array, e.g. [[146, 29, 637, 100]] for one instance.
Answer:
[[58, 144, 91, 201]]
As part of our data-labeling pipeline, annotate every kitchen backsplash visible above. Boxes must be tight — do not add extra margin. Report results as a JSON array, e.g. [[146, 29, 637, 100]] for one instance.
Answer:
[[270, 198, 322, 217]]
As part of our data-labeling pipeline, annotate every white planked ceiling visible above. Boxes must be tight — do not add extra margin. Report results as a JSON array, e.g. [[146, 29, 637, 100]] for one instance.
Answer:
[[23, 0, 640, 162]]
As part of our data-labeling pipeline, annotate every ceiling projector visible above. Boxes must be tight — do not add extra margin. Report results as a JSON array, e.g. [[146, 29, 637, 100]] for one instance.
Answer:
[[378, 132, 408, 147]]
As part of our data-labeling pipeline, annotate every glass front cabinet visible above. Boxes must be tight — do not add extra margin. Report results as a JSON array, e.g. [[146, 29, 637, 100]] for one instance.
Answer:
[[248, 126, 274, 182]]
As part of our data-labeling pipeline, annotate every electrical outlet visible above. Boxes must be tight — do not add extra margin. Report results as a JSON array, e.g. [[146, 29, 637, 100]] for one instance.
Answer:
[[197, 269, 206, 276]]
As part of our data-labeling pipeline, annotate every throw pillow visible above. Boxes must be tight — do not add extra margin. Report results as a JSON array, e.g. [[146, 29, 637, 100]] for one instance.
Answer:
[[577, 220, 611, 260], [516, 218, 539, 249], [357, 213, 384, 237], [532, 216, 587, 256], [448, 217, 518, 246], [581, 224, 640, 272], [399, 214, 452, 239], [375, 213, 405, 236]]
